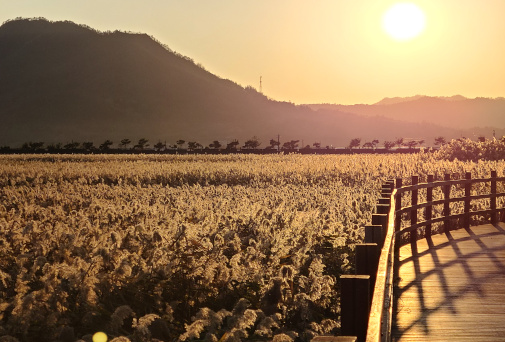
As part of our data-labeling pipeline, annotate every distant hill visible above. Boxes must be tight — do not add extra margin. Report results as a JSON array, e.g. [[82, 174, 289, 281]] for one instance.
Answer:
[[373, 95, 468, 106], [308, 96, 505, 132], [0, 18, 502, 148]]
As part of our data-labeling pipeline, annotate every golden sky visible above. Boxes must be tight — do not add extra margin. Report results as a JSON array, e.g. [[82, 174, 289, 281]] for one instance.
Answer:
[[1, 0, 504, 105]]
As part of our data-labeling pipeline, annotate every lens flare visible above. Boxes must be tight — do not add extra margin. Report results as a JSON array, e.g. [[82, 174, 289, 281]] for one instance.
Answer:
[[92, 332, 108, 342]]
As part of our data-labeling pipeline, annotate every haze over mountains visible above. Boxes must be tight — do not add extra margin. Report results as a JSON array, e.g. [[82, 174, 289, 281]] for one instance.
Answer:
[[1, 18, 503, 148], [308, 95, 505, 131]]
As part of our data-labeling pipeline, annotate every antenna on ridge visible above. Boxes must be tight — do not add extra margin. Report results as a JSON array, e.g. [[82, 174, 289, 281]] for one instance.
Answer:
[[259, 76, 262, 93]]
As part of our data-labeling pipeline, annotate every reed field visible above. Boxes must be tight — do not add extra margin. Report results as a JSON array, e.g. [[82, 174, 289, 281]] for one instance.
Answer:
[[0, 153, 503, 342]]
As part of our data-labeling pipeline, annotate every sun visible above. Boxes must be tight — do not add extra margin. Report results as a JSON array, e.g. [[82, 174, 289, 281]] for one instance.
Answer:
[[382, 2, 426, 41]]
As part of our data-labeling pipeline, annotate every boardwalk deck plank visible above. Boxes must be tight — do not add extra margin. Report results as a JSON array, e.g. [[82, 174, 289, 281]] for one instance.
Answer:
[[392, 223, 505, 341]]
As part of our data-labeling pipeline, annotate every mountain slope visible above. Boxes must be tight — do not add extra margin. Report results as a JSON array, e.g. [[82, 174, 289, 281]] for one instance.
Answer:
[[0, 18, 266, 145], [0, 18, 496, 147]]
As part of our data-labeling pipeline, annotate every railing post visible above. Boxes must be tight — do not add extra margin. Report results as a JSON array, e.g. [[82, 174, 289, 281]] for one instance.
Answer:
[[378, 197, 391, 206], [340, 275, 370, 342], [382, 181, 393, 196], [426, 175, 434, 238], [395, 178, 402, 232], [464, 172, 472, 228], [410, 176, 418, 244], [355, 243, 379, 297], [376, 203, 390, 215], [372, 214, 388, 242], [381, 185, 391, 200], [491, 170, 497, 224], [365, 225, 384, 250], [444, 173, 451, 232]]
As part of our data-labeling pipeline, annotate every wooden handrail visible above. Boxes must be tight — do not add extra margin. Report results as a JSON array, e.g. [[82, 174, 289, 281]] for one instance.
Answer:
[[395, 176, 505, 194], [396, 192, 505, 215], [395, 172, 505, 243], [365, 189, 396, 342]]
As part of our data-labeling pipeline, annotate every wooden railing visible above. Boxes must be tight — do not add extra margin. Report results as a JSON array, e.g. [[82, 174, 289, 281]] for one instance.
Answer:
[[315, 171, 505, 342], [395, 171, 505, 245]]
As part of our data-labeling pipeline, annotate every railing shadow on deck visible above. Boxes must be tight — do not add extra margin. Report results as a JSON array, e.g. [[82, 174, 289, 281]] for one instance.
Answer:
[[392, 222, 505, 340], [312, 171, 505, 342]]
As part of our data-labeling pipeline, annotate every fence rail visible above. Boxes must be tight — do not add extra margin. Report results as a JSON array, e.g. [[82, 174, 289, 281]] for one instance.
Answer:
[[321, 171, 505, 342], [395, 171, 505, 245]]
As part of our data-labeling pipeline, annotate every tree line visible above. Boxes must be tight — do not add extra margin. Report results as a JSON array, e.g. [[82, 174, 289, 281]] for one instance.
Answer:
[[347, 136, 448, 150], [0, 136, 465, 154]]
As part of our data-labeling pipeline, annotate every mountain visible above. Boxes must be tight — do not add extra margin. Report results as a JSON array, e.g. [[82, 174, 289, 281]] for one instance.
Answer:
[[308, 96, 505, 132], [373, 95, 468, 106], [0, 18, 502, 148]]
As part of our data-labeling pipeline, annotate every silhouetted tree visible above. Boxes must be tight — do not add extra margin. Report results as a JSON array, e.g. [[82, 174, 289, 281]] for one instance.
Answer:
[[47, 143, 62, 152], [22, 141, 45, 151], [478, 136, 486, 142], [282, 140, 299, 150], [33, 142, 45, 151], [225, 140, 240, 151], [383, 141, 395, 150], [269, 139, 280, 151], [405, 140, 418, 149], [243, 136, 261, 149], [348, 138, 361, 150], [313, 142, 321, 149], [99, 140, 113, 151], [395, 137, 404, 147], [120, 138, 131, 149], [82, 142, 95, 151], [434, 136, 446, 146], [363, 139, 379, 149], [209, 140, 222, 149], [64, 141, 80, 150], [154, 142, 166, 151], [418, 139, 425, 147], [187, 141, 203, 151], [176, 140, 186, 149], [134, 138, 149, 150]]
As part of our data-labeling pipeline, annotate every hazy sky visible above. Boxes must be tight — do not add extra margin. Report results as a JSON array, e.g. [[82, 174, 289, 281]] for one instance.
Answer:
[[1, 1, 504, 105]]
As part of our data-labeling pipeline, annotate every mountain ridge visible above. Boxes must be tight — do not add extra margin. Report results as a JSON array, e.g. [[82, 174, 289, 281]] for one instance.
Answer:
[[307, 95, 505, 131], [372, 94, 470, 106], [1, 18, 503, 148]]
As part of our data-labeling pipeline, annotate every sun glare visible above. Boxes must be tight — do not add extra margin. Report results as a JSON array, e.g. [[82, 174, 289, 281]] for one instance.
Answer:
[[382, 2, 426, 41]]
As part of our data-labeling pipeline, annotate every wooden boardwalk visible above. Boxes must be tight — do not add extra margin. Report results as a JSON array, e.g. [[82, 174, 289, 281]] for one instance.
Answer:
[[392, 222, 505, 341]]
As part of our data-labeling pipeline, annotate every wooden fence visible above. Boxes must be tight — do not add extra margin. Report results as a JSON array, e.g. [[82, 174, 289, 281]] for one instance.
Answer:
[[395, 171, 505, 245], [313, 171, 505, 342]]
